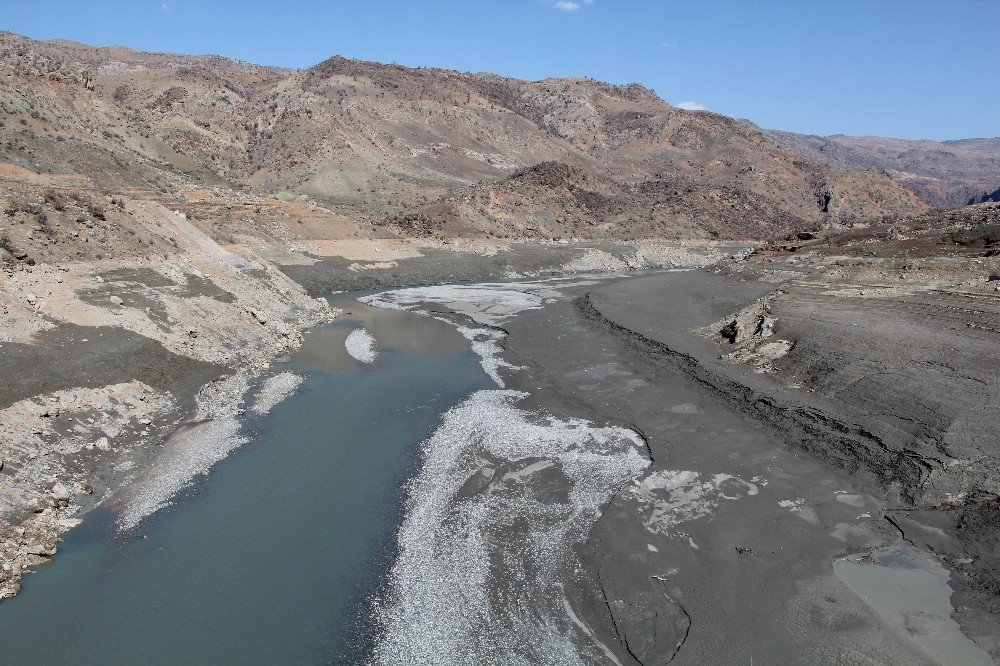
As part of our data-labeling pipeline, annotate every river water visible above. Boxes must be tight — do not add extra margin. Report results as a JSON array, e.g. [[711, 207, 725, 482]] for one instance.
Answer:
[[0, 294, 491, 664]]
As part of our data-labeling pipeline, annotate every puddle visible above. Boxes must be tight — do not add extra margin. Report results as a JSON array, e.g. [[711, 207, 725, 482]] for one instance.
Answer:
[[833, 545, 992, 665]]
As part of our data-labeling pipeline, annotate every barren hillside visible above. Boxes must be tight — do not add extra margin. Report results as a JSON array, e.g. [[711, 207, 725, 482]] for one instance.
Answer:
[[766, 130, 1000, 209], [0, 30, 933, 249]]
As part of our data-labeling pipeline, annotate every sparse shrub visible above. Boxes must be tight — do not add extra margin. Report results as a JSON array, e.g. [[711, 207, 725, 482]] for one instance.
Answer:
[[88, 200, 107, 221], [35, 211, 49, 228], [3, 198, 36, 217], [0, 233, 15, 254], [44, 188, 68, 211]]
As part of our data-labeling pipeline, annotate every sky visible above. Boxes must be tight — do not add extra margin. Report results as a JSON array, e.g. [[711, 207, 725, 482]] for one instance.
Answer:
[[1, 0, 996, 141]]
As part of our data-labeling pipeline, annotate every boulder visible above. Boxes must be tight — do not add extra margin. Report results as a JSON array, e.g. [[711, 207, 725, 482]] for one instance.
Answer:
[[50, 482, 71, 508], [25, 541, 56, 557]]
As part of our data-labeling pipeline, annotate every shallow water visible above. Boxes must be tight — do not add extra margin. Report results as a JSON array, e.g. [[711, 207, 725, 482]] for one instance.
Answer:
[[834, 545, 993, 665], [0, 294, 491, 664]]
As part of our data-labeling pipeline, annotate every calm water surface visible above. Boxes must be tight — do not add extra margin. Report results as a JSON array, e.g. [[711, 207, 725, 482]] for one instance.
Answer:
[[0, 294, 490, 664]]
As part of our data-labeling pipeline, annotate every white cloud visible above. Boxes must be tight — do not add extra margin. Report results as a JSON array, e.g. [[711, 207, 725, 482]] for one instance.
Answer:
[[554, 1, 581, 10], [676, 101, 707, 111], [160, 2, 169, 11], [661, 41, 678, 49]]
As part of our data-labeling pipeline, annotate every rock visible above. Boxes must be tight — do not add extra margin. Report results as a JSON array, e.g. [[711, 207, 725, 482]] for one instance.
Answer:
[[759, 316, 777, 338], [109, 295, 124, 306], [51, 482, 71, 503], [138, 418, 152, 425], [24, 293, 36, 305], [25, 541, 56, 557], [13, 250, 28, 260], [251, 310, 267, 325], [94, 437, 110, 451]]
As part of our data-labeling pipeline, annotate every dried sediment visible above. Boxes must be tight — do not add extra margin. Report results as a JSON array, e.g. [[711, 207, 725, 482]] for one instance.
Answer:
[[579, 264, 1000, 656]]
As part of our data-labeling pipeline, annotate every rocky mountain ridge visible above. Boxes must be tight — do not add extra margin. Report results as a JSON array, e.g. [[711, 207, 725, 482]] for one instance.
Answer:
[[0, 30, 936, 248]]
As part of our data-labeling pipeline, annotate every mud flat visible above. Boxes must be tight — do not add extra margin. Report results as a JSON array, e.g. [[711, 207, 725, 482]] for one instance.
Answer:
[[278, 240, 734, 295], [365, 271, 997, 664], [569, 267, 999, 663]]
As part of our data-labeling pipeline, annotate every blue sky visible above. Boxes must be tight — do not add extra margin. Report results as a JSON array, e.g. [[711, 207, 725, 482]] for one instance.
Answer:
[[1, 0, 996, 140]]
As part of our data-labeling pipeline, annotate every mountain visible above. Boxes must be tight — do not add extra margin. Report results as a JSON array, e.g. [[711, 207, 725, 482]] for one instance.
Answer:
[[0, 30, 934, 251], [382, 160, 924, 241], [765, 130, 1000, 209]]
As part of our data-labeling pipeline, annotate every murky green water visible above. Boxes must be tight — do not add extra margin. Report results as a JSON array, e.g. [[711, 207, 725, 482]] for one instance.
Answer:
[[0, 295, 490, 664]]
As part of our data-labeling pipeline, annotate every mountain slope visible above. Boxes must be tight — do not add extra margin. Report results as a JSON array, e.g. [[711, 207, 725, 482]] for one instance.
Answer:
[[765, 130, 1000, 209], [1, 30, 932, 247]]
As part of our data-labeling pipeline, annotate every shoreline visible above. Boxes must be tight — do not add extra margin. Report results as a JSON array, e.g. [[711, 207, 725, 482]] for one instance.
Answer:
[[0, 208, 338, 599]]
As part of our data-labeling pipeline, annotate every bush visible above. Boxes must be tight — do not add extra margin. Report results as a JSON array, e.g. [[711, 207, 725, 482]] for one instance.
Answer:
[[88, 200, 107, 221], [44, 188, 68, 211]]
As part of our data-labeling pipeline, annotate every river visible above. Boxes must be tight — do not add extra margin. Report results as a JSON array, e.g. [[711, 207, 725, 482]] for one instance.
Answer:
[[0, 293, 491, 664]]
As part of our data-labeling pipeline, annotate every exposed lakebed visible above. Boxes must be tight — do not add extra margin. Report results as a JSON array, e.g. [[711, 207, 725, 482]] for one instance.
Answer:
[[0, 275, 990, 665]]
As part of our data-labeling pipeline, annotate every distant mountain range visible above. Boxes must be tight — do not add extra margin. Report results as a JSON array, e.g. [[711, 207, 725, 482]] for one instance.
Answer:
[[765, 130, 1000, 209]]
